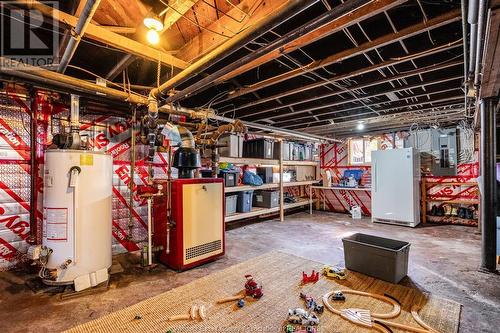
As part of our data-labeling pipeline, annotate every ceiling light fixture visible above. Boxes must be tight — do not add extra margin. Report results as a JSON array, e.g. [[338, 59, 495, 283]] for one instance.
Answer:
[[143, 13, 164, 31], [356, 122, 365, 131]]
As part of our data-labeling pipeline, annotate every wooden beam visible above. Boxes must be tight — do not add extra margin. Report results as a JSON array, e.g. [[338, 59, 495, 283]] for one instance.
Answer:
[[18, 0, 189, 69], [237, 60, 463, 119], [227, 9, 461, 100], [284, 95, 464, 130], [175, 0, 290, 63], [161, 0, 197, 31], [267, 76, 463, 124], [215, 0, 407, 83], [101, 26, 137, 34], [479, 7, 500, 98], [216, 42, 462, 110]]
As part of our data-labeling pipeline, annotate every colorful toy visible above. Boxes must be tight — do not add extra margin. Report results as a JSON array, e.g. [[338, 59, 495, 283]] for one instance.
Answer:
[[322, 265, 347, 279], [302, 270, 320, 284], [237, 299, 245, 308], [287, 308, 320, 326], [244, 274, 263, 299], [168, 304, 207, 321], [331, 291, 346, 301], [300, 293, 324, 314], [285, 324, 295, 333]]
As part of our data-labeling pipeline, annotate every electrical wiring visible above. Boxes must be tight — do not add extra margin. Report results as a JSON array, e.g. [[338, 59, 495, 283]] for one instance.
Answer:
[[66, 65, 147, 100], [391, 39, 463, 61], [458, 119, 475, 163]]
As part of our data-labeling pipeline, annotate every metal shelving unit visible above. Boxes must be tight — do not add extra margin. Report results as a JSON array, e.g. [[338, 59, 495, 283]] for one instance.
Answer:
[[219, 141, 320, 222]]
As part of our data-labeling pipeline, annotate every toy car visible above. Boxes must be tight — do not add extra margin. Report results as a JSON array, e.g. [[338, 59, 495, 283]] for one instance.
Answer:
[[244, 275, 263, 299], [287, 308, 320, 326], [322, 265, 347, 279], [300, 293, 324, 314], [331, 291, 346, 301]]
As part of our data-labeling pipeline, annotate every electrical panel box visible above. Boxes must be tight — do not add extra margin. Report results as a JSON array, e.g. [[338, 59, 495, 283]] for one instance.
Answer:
[[404, 128, 457, 176], [431, 128, 457, 176]]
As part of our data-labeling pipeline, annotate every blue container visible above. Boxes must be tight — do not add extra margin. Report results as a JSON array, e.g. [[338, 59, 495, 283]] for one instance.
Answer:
[[343, 169, 363, 182], [237, 190, 254, 213]]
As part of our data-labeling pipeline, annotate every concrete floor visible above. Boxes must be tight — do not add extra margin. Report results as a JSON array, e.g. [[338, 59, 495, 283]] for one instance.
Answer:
[[0, 211, 499, 333]]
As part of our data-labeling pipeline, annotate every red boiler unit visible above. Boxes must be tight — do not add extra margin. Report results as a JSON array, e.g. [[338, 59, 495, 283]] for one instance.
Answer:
[[153, 178, 225, 271]]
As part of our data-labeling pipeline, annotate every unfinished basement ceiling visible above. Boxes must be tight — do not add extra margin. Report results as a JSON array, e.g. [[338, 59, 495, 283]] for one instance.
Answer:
[[3, 0, 468, 137]]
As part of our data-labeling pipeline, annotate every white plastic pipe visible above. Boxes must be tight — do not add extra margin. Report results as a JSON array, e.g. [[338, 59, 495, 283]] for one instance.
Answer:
[[147, 197, 152, 266]]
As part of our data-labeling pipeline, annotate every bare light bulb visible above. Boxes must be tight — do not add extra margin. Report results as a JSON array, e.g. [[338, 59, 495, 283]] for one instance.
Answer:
[[146, 29, 160, 45], [356, 122, 365, 131]]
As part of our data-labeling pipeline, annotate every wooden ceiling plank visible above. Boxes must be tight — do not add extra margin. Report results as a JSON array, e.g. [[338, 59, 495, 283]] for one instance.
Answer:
[[215, 0, 408, 83], [19, 0, 189, 69], [175, 0, 290, 63], [162, 0, 198, 31]]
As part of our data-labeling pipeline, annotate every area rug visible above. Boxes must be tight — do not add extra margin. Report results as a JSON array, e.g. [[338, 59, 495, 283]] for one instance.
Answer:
[[65, 251, 461, 333]]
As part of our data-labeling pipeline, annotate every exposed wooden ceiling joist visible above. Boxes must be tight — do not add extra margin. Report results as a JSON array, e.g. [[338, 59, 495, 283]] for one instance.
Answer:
[[269, 77, 463, 124], [18, 0, 189, 69], [216, 43, 462, 111], [214, 0, 408, 84], [226, 9, 462, 100], [287, 95, 464, 131], [237, 60, 463, 120]]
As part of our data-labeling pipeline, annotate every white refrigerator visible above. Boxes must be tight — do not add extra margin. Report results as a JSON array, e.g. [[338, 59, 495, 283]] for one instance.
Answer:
[[372, 148, 421, 227]]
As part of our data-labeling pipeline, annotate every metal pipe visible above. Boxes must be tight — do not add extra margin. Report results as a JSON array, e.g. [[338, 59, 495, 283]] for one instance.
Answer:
[[479, 97, 498, 273], [128, 107, 136, 253], [163, 0, 372, 103], [209, 113, 339, 142], [467, 0, 479, 75], [29, 93, 38, 244], [0, 57, 149, 104], [461, 0, 470, 110], [0, 58, 335, 142], [58, 0, 102, 73], [147, 197, 152, 266], [105, 55, 135, 81], [474, 0, 489, 88], [150, 0, 319, 99]]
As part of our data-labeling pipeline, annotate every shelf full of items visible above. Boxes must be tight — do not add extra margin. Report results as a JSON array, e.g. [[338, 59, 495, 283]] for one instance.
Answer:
[[204, 135, 320, 222], [421, 178, 479, 226]]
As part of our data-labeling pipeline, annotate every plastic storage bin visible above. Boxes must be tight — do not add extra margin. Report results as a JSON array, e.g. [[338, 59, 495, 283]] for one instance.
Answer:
[[342, 233, 410, 284], [200, 169, 213, 178], [243, 139, 274, 159], [218, 170, 239, 187], [273, 141, 292, 160], [253, 190, 279, 208], [256, 167, 273, 184], [219, 134, 244, 158], [225, 194, 238, 216], [237, 190, 254, 213]]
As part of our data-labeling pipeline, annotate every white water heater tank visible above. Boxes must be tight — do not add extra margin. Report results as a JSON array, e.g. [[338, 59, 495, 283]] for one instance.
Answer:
[[43, 150, 112, 291]]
